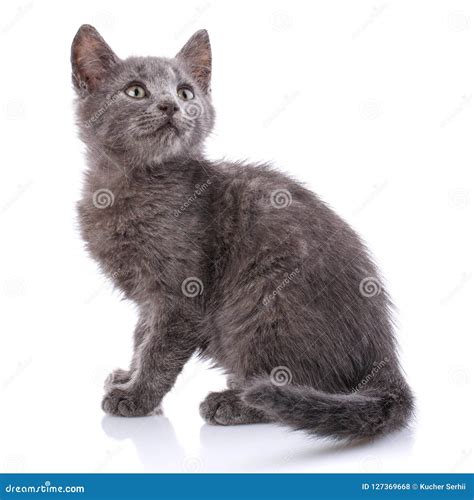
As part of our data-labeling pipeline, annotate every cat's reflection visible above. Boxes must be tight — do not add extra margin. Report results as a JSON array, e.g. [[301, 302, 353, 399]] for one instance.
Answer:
[[102, 415, 415, 473], [199, 423, 416, 472], [102, 415, 185, 472]]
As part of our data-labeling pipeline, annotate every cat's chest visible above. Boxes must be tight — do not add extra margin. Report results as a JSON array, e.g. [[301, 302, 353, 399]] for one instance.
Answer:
[[79, 186, 204, 298]]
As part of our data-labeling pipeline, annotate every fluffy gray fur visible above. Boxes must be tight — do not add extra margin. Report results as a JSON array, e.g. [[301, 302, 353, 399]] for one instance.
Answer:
[[72, 25, 414, 441]]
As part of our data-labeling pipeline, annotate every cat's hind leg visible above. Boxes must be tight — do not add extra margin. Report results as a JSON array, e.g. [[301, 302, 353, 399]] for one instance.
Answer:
[[199, 389, 270, 425]]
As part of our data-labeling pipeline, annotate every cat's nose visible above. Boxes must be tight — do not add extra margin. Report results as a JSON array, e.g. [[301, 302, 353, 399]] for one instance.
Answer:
[[158, 101, 179, 117]]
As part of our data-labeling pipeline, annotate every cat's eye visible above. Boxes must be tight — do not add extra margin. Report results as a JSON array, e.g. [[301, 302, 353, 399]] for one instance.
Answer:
[[177, 87, 194, 101], [125, 84, 147, 99]]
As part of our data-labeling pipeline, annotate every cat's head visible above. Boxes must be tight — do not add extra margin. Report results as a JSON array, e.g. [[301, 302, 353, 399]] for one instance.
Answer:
[[71, 25, 214, 165]]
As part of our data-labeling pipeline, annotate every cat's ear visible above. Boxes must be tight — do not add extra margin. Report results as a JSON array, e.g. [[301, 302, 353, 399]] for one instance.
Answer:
[[71, 25, 119, 94], [176, 30, 212, 93]]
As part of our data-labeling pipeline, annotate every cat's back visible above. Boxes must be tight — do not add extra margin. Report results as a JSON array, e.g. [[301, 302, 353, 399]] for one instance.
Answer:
[[209, 160, 363, 264]]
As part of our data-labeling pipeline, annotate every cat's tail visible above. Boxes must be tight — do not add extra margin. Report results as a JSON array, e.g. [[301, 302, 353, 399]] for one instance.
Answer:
[[242, 378, 414, 441]]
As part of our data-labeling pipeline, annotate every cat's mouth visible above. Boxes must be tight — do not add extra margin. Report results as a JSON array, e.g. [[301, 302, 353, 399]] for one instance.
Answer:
[[161, 122, 180, 134], [138, 120, 180, 139]]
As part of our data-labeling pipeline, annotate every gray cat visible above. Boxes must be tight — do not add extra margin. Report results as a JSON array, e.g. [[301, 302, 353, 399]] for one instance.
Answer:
[[72, 25, 414, 441]]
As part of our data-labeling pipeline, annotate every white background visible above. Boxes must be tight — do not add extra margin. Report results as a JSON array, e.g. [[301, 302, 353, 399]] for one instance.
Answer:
[[0, 0, 473, 473]]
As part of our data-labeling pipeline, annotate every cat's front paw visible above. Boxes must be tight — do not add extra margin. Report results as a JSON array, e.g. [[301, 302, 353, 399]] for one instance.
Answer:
[[104, 368, 132, 391], [102, 387, 160, 417]]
